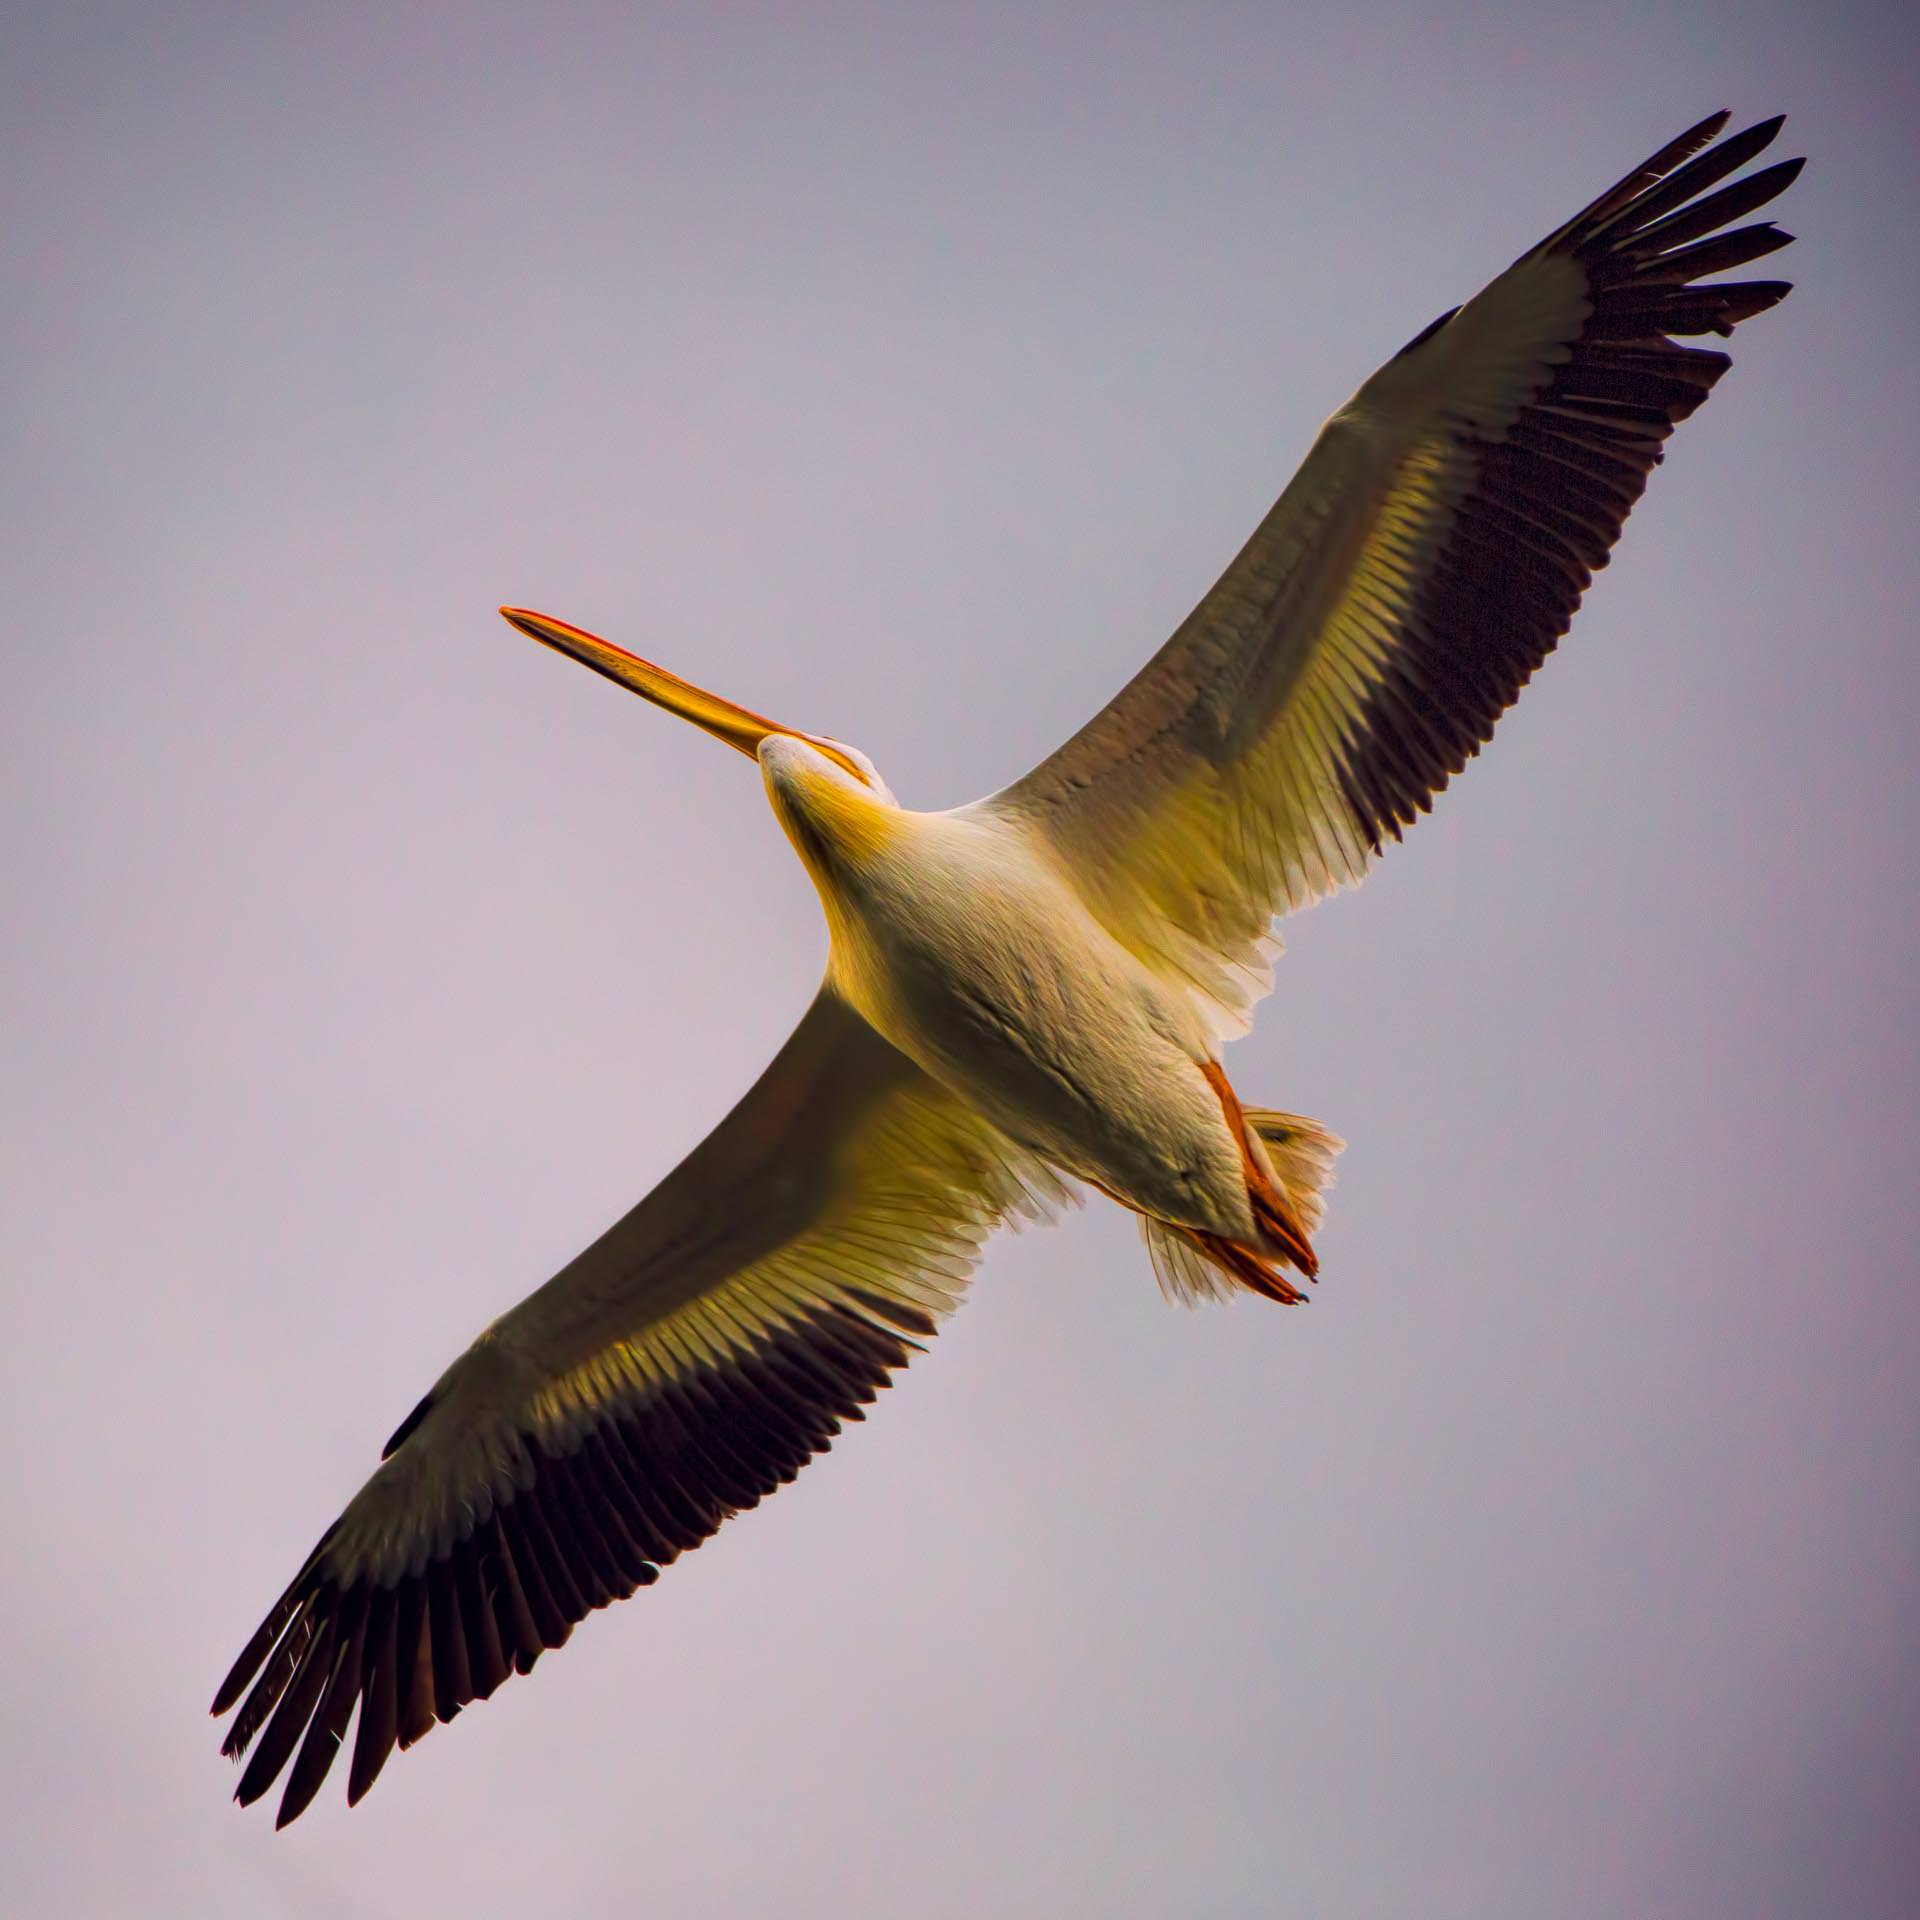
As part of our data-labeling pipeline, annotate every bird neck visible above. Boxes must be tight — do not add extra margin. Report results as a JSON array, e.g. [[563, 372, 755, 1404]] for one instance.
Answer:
[[763, 754, 902, 896]]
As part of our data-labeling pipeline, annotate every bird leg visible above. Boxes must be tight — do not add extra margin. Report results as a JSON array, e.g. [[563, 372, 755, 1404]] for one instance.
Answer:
[[1200, 1060, 1321, 1280]]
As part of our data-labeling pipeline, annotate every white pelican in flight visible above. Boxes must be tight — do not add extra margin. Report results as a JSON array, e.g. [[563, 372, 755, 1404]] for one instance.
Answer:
[[216, 111, 1799, 1824]]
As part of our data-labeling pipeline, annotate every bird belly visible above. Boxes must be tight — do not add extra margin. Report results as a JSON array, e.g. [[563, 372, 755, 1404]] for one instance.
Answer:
[[826, 816, 1255, 1240]]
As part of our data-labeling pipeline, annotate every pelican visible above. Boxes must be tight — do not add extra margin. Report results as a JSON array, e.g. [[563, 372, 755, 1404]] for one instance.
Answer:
[[215, 111, 1798, 1824]]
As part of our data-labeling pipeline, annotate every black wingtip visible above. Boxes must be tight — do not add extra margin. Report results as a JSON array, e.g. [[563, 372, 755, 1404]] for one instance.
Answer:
[[1675, 109, 1732, 154], [275, 1757, 330, 1831], [211, 1604, 291, 1718]]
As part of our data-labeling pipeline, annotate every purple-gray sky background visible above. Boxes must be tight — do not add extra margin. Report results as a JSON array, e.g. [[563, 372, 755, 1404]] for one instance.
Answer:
[[4, 4, 1916, 1915]]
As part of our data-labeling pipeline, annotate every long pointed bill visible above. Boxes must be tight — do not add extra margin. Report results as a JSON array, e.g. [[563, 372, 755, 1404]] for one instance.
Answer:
[[500, 606, 865, 779]]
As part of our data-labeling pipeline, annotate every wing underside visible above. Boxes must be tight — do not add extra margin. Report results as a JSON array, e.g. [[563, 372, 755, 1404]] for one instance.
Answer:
[[212, 986, 1063, 1825], [990, 112, 1798, 1034]]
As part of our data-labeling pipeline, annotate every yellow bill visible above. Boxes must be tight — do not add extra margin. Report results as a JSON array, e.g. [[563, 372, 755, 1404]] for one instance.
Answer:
[[500, 606, 866, 779]]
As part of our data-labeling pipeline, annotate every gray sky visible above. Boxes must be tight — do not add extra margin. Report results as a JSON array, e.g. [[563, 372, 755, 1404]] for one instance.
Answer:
[[4, 3, 1916, 1915]]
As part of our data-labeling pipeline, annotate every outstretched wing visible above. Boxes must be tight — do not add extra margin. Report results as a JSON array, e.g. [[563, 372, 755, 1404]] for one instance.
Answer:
[[212, 986, 1063, 1826], [987, 112, 1799, 1034]]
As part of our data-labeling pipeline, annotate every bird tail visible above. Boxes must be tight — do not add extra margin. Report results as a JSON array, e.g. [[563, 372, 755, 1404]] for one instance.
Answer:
[[1138, 1106, 1343, 1309], [1242, 1108, 1343, 1240]]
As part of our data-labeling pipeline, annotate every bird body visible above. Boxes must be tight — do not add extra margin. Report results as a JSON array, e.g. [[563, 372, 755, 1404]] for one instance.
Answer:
[[213, 111, 1802, 1826], [765, 739, 1253, 1247]]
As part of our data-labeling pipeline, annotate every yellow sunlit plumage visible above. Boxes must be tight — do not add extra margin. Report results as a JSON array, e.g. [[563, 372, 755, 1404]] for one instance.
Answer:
[[215, 110, 1799, 1826]]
